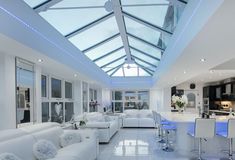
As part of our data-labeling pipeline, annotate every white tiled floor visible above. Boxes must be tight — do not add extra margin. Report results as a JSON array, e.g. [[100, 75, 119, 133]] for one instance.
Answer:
[[98, 128, 227, 160]]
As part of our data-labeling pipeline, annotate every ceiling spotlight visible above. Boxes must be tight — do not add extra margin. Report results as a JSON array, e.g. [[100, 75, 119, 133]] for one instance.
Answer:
[[200, 58, 206, 62], [104, 0, 113, 12], [38, 59, 43, 63], [183, 71, 186, 74], [74, 74, 78, 77]]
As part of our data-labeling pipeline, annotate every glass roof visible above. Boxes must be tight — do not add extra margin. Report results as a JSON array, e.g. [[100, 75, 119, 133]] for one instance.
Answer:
[[23, 0, 187, 77]]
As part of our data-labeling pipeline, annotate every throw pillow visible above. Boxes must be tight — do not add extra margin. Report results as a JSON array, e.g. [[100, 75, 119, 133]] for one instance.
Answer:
[[0, 153, 22, 160], [60, 132, 81, 147], [33, 139, 57, 160]]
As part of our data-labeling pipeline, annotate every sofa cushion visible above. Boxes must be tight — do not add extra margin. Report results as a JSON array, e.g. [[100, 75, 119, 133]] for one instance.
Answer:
[[33, 139, 57, 160], [57, 138, 96, 160], [124, 110, 139, 118], [0, 153, 22, 160], [104, 115, 112, 122], [0, 135, 36, 160], [138, 110, 153, 118], [60, 132, 81, 148], [31, 127, 63, 149]]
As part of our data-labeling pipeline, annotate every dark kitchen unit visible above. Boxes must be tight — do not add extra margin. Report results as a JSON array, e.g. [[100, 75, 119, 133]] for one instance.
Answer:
[[203, 78, 235, 115]]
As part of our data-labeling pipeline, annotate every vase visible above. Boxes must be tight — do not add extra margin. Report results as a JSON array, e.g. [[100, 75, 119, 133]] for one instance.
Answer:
[[178, 107, 184, 113]]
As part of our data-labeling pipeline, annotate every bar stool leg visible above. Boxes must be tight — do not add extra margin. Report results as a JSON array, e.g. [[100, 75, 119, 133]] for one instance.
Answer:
[[198, 138, 203, 160], [163, 130, 174, 152], [229, 138, 233, 160], [158, 127, 166, 143]]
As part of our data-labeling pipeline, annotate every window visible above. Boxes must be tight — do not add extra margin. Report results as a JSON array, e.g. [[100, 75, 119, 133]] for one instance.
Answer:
[[41, 75, 47, 97], [82, 82, 88, 112], [41, 75, 74, 124], [51, 102, 63, 123], [65, 102, 74, 122], [65, 81, 73, 99], [42, 102, 49, 122], [51, 78, 62, 98], [112, 90, 149, 112]]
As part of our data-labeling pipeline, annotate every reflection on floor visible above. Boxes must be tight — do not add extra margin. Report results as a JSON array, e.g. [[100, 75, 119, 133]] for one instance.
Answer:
[[98, 128, 225, 160]]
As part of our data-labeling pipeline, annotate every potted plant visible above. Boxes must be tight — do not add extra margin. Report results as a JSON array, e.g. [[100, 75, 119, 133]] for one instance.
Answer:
[[172, 95, 188, 113]]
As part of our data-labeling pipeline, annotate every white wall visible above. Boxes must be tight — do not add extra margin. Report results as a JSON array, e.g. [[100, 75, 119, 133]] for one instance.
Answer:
[[34, 65, 42, 123], [0, 53, 16, 129], [74, 80, 82, 115]]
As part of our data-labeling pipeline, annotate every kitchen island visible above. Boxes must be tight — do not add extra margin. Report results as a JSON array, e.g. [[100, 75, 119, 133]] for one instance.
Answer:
[[159, 112, 231, 156]]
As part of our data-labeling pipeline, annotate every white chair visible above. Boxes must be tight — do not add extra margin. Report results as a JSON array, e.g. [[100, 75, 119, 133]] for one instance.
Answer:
[[217, 119, 235, 160], [188, 118, 216, 160]]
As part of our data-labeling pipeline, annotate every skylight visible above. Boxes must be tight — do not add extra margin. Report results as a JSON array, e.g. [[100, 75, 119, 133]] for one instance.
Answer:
[[23, 0, 187, 77]]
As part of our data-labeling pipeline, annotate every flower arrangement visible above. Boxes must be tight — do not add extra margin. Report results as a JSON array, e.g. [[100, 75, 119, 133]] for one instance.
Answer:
[[172, 95, 188, 109]]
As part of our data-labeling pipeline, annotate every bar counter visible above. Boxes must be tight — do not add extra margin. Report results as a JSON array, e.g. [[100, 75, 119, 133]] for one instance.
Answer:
[[158, 111, 232, 156]]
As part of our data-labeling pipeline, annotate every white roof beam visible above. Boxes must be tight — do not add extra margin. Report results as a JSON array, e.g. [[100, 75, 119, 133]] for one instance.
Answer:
[[112, 0, 132, 63], [33, 0, 62, 13]]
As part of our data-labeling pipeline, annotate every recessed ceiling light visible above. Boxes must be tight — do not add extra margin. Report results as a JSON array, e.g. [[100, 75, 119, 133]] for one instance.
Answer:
[[200, 58, 206, 62], [38, 59, 43, 63], [74, 74, 78, 77], [210, 70, 214, 73], [183, 71, 186, 74]]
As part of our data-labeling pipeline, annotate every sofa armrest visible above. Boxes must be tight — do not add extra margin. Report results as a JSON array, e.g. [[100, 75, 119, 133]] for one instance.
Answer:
[[76, 122, 110, 129]]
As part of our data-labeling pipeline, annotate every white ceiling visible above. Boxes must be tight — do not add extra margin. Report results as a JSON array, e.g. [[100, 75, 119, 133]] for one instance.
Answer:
[[154, 0, 235, 88]]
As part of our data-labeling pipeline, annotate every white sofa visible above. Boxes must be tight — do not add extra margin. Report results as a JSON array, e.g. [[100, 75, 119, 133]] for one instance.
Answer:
[[0, 122, 99, 160], [122, 109, 155, 128], [76, 112, 119, 143]]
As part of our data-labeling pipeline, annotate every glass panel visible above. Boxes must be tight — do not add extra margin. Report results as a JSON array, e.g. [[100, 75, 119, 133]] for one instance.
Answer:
[[16, 58, 34, 125], [52, 0, 106, 7], [69, 16, 119, 51], [125, 16, 162, 46], [23, 0, 48, 8], [112, 102, 123, 113], [122, 1, 170, 31], [39, 8, 108, 35], [135, 59, 157, 70], [51, 102, 63, 123], [65, 102, 74, 122], [65, 81, 73, 99], [86, 36, 123, 61], [123, 64, 138, 77], [139, 67, 151, 76], [82, 82, 88, 112], [94, 90, 97, 100], [41, 75, 47, 97], [130, 49, 158, 66], [104, 57, 125, 72], [42, 102, 49, 122], [51, 78, 62, 98], [112, 91, 123, 100], [128, 36, 162, 59], [95, 48, 126, 67], [112, 67, 124, 77]]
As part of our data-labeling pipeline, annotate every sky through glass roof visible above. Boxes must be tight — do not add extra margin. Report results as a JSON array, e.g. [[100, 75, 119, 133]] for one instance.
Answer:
[[23, 0, 187, 77]]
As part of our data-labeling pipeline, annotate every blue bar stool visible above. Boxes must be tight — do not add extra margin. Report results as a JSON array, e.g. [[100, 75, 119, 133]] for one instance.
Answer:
[[217, 119, 235, 160], [162, 122, 177, 152], [188, 118, 216, 160], [155, 112, 170, 143]]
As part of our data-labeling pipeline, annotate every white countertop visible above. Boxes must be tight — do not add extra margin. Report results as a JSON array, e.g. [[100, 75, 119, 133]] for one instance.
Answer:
[[159, 111, 231, 123]]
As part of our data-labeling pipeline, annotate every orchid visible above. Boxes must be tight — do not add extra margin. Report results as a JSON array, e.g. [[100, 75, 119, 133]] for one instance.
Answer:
[[172, 95, 188, 108]]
